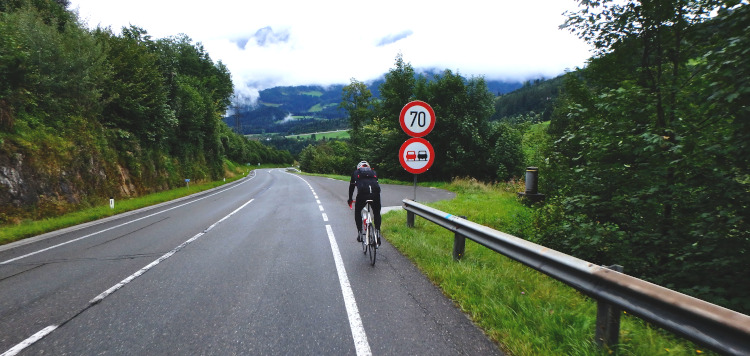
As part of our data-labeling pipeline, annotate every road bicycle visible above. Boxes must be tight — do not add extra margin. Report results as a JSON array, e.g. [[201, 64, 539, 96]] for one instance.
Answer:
[[353, 200, 377, 266]]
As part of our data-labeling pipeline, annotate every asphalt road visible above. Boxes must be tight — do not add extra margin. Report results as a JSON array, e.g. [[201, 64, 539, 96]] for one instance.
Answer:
[[0, 169, 501, 355]]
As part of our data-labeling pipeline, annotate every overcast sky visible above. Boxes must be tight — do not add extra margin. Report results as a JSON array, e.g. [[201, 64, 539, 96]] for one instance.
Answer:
[[69, 1, 593, 102]]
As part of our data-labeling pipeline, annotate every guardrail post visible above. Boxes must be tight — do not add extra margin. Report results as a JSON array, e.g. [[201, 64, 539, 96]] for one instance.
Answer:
[[407, 210, 415, 228], [452, 216, 467, 260], [596, 264, 624, 353]]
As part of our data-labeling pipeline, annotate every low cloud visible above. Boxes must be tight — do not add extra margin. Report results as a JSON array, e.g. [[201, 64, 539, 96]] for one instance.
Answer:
[[376, 30, 414, 47], [233, 37, 250, 50], [252, 26, 290, 47], [70, 0, 594, 108]]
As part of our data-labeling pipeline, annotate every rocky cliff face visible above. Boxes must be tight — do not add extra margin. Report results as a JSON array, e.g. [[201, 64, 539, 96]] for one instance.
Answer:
[[0, 147, 138, 223]]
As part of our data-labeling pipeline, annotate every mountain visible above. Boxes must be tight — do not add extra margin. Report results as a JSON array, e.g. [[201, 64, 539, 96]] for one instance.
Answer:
[[225, 77, 524, 135], [225, 85, 348, 135]]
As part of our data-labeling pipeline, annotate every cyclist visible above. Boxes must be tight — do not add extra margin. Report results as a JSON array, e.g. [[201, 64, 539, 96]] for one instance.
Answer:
[[347, 161, 382, 245]]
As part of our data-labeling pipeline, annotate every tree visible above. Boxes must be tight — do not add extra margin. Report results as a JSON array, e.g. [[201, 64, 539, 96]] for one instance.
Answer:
[[361, 54, 418, 179], [539, 0, 750, 312], [419, 70, 499, 180], [339, 78, 374, 142], [342, 55, 520, 182], [96, 26, 175, 146]]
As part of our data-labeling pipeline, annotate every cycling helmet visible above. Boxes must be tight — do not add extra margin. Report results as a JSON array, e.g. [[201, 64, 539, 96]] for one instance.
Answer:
[[357, 161, 369, 169]]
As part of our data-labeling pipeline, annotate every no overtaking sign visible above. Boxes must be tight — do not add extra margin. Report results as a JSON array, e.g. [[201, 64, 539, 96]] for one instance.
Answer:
[[399, 137, 434, 174]]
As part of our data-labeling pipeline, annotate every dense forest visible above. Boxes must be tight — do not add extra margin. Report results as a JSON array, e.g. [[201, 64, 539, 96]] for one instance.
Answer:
[[299, 1, 750, 314], [0, 0, 292, 223], [535, 0, 750, 313]]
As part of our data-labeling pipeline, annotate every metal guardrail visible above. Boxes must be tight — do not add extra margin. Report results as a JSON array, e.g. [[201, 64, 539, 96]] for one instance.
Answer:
[[403, 199, 750, 355]]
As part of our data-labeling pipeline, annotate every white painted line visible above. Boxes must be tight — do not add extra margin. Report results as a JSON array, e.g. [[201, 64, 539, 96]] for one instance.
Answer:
[[316, 200, 321, 204], [1, 325, 57, 356], [285, 171, 371, 355], [90, 199, 255, 305], [325, 225, 371, 356], [1, 174, 257, 265]]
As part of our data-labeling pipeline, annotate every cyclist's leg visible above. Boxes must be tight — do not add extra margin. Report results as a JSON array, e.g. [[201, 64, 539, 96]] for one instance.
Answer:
[[354, 197, 365, 240], [372, 195, 382, 230], [372, 195, 382, 245]]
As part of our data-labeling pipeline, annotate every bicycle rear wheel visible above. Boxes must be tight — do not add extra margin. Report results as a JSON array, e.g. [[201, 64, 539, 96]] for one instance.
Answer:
[[361, 226, 368, 254], [368, 224, 376, 266]]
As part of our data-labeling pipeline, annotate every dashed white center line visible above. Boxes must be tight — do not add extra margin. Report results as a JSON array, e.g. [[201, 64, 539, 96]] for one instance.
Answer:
[[1, 325, 58, 356], [2, 199, 256, 355]]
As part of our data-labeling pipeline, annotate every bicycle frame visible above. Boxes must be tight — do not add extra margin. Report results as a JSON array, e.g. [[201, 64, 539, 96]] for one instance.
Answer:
[[361, 201, 374, 245], [360, 200, 377, 266]]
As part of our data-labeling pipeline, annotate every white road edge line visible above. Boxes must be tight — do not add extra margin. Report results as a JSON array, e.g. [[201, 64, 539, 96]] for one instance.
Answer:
[[1, 325, 57, 356], [285, 171, 371, 355], [325, 225, 371, 356], [1, 173, 257, 265], [2, 199, 255, 355]]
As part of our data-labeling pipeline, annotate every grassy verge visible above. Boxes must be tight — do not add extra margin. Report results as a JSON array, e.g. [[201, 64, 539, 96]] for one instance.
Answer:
[[381, 178, 711, 355], [0, 164, 286, 246]]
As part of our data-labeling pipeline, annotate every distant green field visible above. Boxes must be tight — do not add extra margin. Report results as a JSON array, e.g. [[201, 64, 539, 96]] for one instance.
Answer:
[[301, 90, 323, 97], [308, 103, 337, 113], [287, 130, 349, 140]]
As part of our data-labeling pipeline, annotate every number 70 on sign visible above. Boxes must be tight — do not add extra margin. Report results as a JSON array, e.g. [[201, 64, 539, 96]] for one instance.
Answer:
[[399, 100, 435, 138]]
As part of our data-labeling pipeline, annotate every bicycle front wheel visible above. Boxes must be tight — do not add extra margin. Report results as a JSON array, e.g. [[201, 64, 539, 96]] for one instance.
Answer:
[[368, 224, 376, 266]]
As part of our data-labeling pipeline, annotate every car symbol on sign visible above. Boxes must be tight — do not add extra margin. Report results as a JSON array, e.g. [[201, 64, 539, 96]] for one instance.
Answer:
[[406, 151, 417, 161], [417, 151, 428, 161]]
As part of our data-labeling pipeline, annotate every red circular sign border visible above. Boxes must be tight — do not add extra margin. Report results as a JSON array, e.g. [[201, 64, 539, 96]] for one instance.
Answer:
[[399, 137, 435, 174], [399, 100, 436, 138]]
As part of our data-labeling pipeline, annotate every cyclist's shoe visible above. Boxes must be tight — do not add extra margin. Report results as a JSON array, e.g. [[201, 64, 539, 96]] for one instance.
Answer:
[[356, 230, 363, 242], [376, 230, 382, 246]]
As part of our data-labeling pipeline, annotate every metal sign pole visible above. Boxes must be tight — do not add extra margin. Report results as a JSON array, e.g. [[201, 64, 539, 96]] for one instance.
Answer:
[[413, 174, 417, 201]]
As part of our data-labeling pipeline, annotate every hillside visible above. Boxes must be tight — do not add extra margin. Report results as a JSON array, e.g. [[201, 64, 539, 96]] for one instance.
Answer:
[[226, 85, 348, 135], [491, 76, 565, 123], [0, 1, 292, 226], [225, 75, 524, 135]]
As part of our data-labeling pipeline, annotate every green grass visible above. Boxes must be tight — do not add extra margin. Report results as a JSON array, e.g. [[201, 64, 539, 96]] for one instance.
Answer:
[[379, 178, 713, 356], [301, 90, 323, 97], [0, 164, 287, 246]]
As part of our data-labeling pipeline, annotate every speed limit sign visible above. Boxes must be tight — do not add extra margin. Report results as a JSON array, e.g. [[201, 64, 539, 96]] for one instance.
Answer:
[[399, 100, 435, 137]]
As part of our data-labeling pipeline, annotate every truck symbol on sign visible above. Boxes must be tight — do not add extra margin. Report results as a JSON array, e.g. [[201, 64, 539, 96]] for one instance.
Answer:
[[406, 151, 417, 161], [417, 151, 428, 161]]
